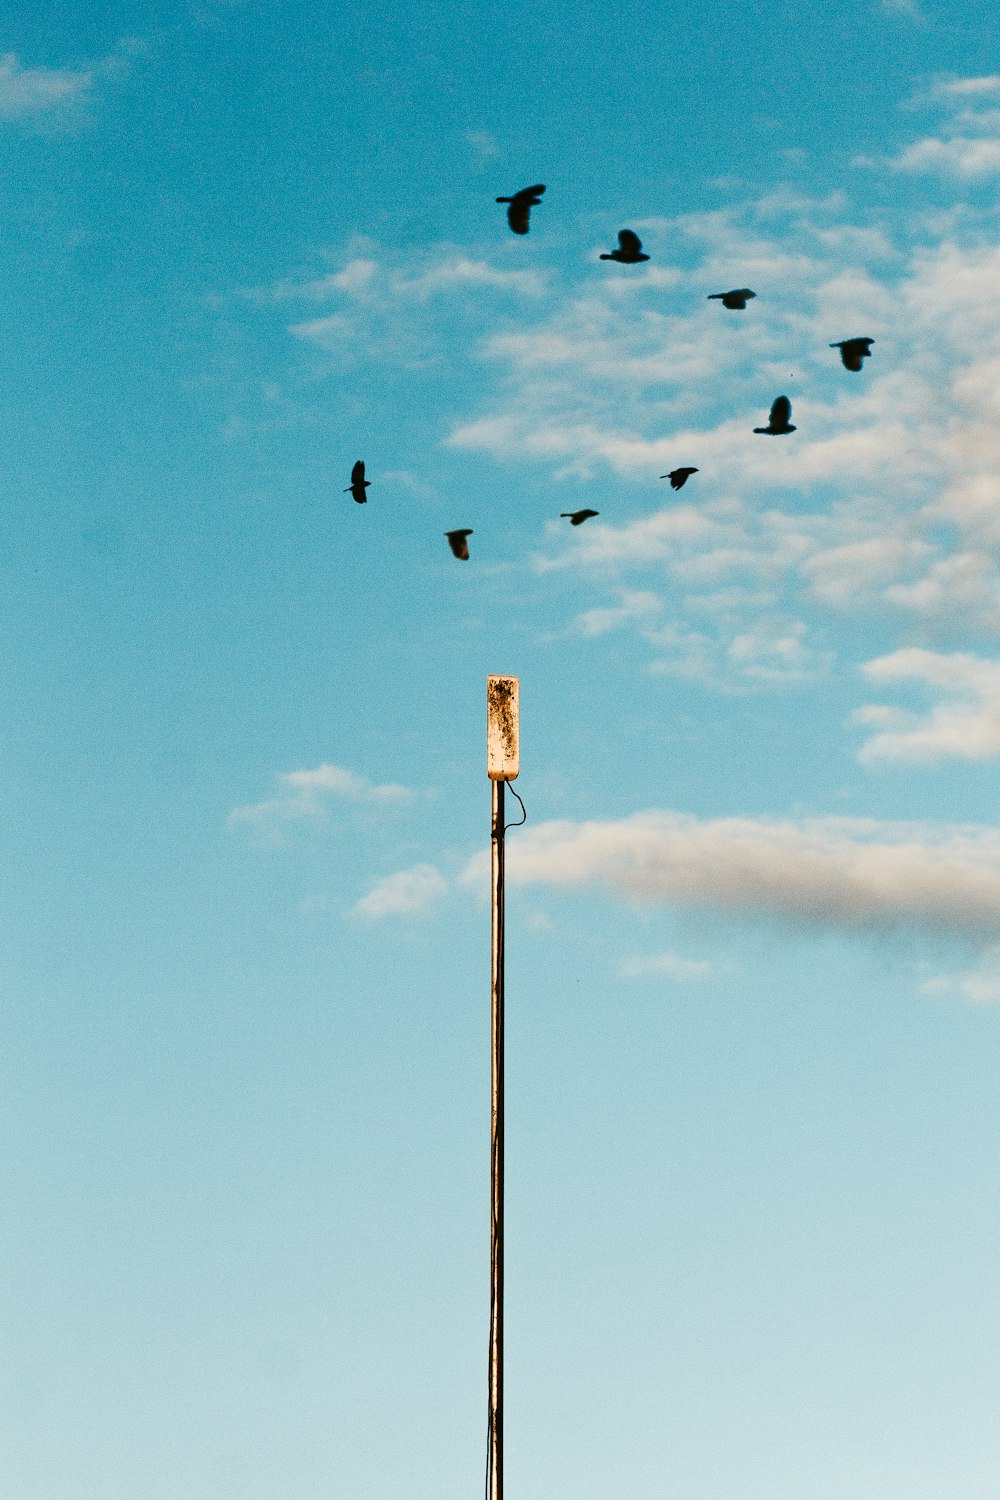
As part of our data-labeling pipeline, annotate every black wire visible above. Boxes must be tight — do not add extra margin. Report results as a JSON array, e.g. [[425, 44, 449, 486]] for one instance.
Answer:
[[504, 784, 526, 832]]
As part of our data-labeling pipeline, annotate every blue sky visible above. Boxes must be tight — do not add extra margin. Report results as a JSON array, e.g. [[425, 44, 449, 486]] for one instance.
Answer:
[[4, 1, 1000, 1495]]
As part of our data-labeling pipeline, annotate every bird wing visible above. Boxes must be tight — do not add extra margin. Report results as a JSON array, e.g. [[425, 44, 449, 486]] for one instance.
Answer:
[[618, 229, 642, 254], [505, 185, 544, 234], [841, 337, 873, 368], [771, 396, 791, 425], [351, 460, 365, 484]]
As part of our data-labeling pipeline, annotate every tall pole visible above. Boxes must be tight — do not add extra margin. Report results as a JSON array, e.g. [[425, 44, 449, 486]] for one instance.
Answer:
[[490, 774, 505, 1500], [486, 675, 518, 1500]]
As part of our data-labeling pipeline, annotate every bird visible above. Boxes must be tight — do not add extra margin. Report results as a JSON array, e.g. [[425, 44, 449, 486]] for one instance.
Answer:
[[560, 509, 600, 525], [753, 395, 796, 435], [344, 460, 370, 503], [660, 467, 698, 490], [445, 528, 473, 559], [708, 288, 756, 310], [830, 337, 874, 372], [496, 184, 545, 235], [600, 229, 649, 264]]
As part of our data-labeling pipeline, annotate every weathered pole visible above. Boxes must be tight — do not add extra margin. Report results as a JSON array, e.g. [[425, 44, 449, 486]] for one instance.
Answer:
[[487, 676, 519, 1500]]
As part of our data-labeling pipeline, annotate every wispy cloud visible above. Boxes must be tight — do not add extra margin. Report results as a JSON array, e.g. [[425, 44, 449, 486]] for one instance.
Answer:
[[229, 763, 410, 838], [620, 951, 712, 981], [929, 77, 1000, 100], [0, 42, 140, 121], [854, 648, 1000, 763], [923, 946, 1000, 1003], [0, 51, 95, 116], [895, 136, 1000, 178], [461, 811, 1000, 942], [351, 863, 446, 919], [467, 129, 500, 163], [893, 77, 1000, 176], [272, 243, 550, 367], [574, 589, 662, 637], [879, 0, 924, 24]]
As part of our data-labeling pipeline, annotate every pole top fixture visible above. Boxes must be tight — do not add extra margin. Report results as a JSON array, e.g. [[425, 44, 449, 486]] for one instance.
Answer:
[[487, 675, 519, 781]]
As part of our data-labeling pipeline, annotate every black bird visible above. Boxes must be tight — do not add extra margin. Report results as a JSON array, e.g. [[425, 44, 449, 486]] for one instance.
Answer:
[[560, 509, 600, 525], [496, 184, 545, 235], [445, 528, 473, 560], [831, 337, 874, 372], [754, 395, 796, 435], [660, 467, 698, 490], [344, 460, 370, 503], [600, 229, 649, 264], [708, 288, 756, 310]]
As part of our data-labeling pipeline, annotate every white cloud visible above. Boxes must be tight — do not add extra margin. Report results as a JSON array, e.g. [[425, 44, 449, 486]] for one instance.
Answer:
[[0, 51, 94, 115], [893, 78, 1000, 177], [921, 946, 1000, 1004], [855, 648, 1000, 763], [351, 863, 446, 919], [461, 811, 1000, 941], [726, 618, 828, 683], [895, 136, 1000, 179], [804, 537, 933, 607], [0, 41, 140, 120], [467, 129, 499, 162], [574, 589, 662, 637], [282, 244, 548, 362], [930, 77, 1000, 100], [879, 0, 924, 23], [620, 951, 712, 981], [229, 763, 410, 836]]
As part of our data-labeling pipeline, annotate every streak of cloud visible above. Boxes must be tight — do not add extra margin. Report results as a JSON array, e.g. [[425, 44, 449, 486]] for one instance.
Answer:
[[855, 648, 1000, 763], [461, 811, 1000, 942], [229, 763, 410, 839], [351, 863, 447, 919]]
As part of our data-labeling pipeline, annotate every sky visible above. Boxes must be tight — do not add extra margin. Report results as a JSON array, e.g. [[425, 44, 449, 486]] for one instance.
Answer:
[[4, 0, 1000, 1495]]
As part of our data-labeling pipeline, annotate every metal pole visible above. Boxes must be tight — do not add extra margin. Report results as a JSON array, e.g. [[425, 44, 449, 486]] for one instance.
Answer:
[[489, 774, 505, 1500]]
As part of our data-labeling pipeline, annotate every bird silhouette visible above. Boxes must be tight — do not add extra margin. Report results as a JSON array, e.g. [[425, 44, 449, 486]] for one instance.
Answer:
[[754, 396, 796, 435], [344, 460, 370, 503], [496, 184, 545, 235], [560, 509, 600, 525], [831, 337, 874, 372], [600, 230, 649, 264], [660, 467, 698, 490], [445, 528, 473, 559], [708, 288, 756, 310]]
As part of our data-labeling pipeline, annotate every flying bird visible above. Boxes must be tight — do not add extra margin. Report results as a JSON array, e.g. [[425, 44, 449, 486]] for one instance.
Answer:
[[445, 528, 473, 560], [660, 467, 698, 490], [708, 288, 756, 310], [754, 396, 796, 435], [600, 230, 649, 264], [831, 337, 874, 372], [344, 460, 370, 503], [496, 184, 545, 235], [560, 509, 600, 525]]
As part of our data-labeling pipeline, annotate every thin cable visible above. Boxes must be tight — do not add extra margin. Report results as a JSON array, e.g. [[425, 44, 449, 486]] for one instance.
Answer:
[[504, 784, 526, 832]]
